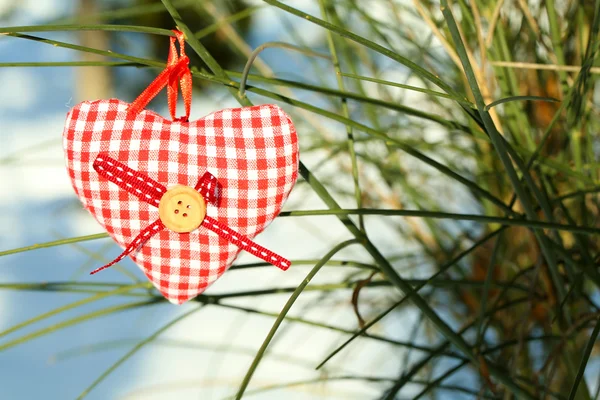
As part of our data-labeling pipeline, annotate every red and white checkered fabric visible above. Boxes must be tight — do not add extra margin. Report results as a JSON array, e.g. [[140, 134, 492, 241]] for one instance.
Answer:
[[63, 99, 299, 304]]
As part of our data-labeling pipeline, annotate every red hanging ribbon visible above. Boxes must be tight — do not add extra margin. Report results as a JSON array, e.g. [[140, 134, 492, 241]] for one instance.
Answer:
[[90, 154, 290, 275], [128, 30, 192, 122]]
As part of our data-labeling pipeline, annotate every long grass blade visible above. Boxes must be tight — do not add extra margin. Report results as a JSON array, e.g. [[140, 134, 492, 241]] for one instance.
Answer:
[[568, 318, 600, 400], [233, 239, 360, 399], [76, 305, 202, 399]]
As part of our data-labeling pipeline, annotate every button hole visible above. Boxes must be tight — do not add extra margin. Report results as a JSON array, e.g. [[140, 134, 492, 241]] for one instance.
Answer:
[[186, 205, 191, 209], [177, 200, 182, 205], [183, 213, 188, 217], [174, 209, 179, 214]]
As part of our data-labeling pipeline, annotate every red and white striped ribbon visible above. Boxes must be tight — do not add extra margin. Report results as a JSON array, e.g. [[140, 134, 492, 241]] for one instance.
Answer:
[[90, 153, 290, 274]]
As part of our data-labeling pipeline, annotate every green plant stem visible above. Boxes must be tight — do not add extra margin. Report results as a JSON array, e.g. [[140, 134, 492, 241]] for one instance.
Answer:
[[0, 283, 150, 339], [475, 233, 502, 348], [568, 318, 600, 400], [441, 0, 568, 311], [234, 239, 360, 399], [76, 305, 202, 399], [0, 61, 142, 67], [315, 226, 507, 369], [339, 72, 471, 104], [545, 0, 568, 94], [238, 42, 329, 97], [278, 208, 600, 235], [319, 0, 364, 232], [0, 233, 108, 257], [485, 95, 559, 110], [0, 299, 160, 352], [0, 24, 173, 36], [262, 0, 459, 96], [52, 0, 196, 24]]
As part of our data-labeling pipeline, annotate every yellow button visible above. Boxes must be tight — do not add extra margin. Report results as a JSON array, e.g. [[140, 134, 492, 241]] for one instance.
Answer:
[[158, 185, 206, 233]]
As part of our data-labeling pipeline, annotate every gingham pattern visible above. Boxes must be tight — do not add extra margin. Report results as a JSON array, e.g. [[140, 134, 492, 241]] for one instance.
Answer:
[[63, 99, 299, 304]]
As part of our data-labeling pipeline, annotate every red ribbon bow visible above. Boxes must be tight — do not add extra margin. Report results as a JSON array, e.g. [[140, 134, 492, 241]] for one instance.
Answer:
[[89, 29, 289, 275], [91, 154, 290, 274]]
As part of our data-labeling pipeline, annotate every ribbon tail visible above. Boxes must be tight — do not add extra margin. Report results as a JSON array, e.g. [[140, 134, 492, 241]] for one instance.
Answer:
[[90, 219, 165, 275], [202, 216, 290, 271]]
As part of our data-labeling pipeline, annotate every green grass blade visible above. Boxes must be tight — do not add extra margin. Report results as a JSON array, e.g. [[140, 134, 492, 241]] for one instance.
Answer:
[[0, 283, 150, 339], [4, 32, 165, 68], [319, 0, 364, 231], [76, 305, 202, 399], [315, 226, 506, 370], [279, 208, 600, 235], [340, 72, 472, 105], [412, 360, 469, 400], [0, 61, 143, 67], [262, 0, 459, 96], [244, 86, 512, 213], [0, 299, 159, 351], [0, 233, 108, 257], [236, 73, 467, 129], [440, 0, 569, 315], [234, 239, 360, 399], [0, 24, 173, 36], [485, 95, 560, 111], [475, 234, 502, 348], [568, 318, 600, 400], [52, 0, 195, 24], [194, 5, 264, 39]]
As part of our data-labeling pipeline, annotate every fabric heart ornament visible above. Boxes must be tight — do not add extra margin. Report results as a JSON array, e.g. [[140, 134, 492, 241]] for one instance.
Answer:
[[62, 31, 299, 304]]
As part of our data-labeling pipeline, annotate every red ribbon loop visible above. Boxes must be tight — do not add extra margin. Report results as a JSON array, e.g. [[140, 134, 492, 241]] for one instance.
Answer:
[[128, 30, 192, 122], [195, 171, 220, 205]]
